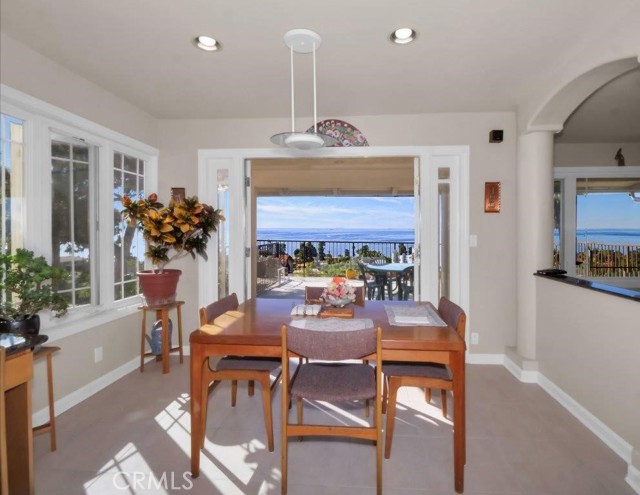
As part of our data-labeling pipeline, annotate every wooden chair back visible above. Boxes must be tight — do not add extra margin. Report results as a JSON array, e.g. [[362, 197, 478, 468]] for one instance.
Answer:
[[199, 293, 239, 325], [437, 296, 467, 340]]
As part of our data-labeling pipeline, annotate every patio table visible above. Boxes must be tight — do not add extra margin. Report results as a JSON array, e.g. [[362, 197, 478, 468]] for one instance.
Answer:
[[364, 262, 414, 300]]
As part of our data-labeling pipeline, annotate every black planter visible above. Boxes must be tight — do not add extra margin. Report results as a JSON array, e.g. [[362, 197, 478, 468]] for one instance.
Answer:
[[0, 314, 41, 335]]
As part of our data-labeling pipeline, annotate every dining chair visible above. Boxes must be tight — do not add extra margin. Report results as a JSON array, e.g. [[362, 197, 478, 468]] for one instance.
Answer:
[[280, 319, 383, 495], [381, 296, 466, 458], [304, 285, 366, 306], [199, 293, 282, 451]]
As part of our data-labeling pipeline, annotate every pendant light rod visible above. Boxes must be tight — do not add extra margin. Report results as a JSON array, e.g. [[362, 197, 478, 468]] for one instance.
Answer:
[[313, 40, 317, 134], [290, 43, 295, 134], [270, 29, 336, 149]]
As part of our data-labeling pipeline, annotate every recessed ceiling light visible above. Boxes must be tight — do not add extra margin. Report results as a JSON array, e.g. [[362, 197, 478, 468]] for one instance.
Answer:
[[194, 35, 222, 52], [390, 28, 417, 45]]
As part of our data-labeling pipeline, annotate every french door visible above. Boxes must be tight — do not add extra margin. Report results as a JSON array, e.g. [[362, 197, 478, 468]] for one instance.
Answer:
[[197, 146, 469, 319]]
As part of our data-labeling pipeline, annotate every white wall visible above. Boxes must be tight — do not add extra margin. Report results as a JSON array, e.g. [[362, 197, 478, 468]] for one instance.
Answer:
[[0, 33, 158, 146], [157, 112, 519, 354], [536, 276, 640, 477], [555, 142, 640, 167]]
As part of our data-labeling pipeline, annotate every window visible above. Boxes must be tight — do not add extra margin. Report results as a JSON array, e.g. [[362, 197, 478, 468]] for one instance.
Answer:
[[113, 152, 146, 301], [554, 167, 640, 289], [51, 137, 96, 307], [1, 85, 158, 336], [1, 113, 24, 254]]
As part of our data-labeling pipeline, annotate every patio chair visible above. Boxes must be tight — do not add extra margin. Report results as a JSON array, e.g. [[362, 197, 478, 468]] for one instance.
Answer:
[[381, 296, 466, 458], [199, 293, 282, 451], [356, 261, 388, 300], [398, 266, 414, 300], [280, 319, 383, 495]]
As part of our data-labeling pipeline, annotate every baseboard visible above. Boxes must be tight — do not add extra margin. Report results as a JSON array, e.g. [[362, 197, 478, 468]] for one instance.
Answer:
[[503, 355, 538, 383], [466, 352, 504, 365], [505, 355, 638, 495], [536, 372, 633, 464], [626, 464, 640, 495], [32, 348, 191, 425], [32, 355, 142, 425]]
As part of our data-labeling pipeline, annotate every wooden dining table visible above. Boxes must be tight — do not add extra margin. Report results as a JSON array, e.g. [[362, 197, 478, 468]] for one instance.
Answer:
[[189, 297, 467, 493]]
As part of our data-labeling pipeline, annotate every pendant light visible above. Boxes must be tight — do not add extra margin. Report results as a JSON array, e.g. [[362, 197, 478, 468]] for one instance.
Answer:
[[270, 29, 336, 150]]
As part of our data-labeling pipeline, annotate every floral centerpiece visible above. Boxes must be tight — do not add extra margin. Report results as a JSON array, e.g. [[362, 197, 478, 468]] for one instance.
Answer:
[[120, 193, 224, 306], [321, 277, 356, 307]]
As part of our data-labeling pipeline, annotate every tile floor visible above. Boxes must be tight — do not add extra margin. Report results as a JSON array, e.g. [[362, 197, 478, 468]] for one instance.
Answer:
[[34, 357, 635, 495]]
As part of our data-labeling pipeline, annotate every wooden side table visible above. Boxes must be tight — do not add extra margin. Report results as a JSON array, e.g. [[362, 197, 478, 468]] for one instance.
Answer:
[[1, 348, 34, 495], [139, 301, 184, 374], [32, 346, 61, 452]]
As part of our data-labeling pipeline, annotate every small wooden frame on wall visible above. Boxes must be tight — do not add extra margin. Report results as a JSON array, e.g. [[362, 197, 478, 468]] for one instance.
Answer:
[[171, 187, 186, 203], [484, 182, 501, 213]]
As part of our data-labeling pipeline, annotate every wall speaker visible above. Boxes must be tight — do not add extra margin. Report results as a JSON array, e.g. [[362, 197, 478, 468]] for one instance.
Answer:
[[489, 130, 503, 143]]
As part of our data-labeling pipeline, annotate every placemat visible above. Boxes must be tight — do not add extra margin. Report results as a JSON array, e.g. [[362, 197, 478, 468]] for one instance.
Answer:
[[384, 305, 446, 327], [290, 317, 373, 332]]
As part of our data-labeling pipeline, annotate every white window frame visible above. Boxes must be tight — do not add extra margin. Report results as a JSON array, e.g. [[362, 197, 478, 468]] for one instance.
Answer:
[[1, 84, 158, 340], [554, 165, 640, 285]]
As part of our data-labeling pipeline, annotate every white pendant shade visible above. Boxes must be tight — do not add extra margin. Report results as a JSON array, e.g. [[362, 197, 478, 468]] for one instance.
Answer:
[[270, 29, 336, 149]]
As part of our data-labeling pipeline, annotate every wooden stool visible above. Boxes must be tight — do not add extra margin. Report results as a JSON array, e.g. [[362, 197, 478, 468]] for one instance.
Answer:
[[139, 301, 184, 374], [32, 346, 60, 452]]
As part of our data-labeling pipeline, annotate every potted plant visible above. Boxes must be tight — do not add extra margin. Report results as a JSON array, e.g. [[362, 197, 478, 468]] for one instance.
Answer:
[[0, 248, 69, 335], [120, 193, 224, 306]]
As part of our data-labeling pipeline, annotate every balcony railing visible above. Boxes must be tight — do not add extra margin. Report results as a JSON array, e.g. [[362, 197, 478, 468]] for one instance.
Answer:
[[554, 241, 640, 277], [257, 239, 415, 263]]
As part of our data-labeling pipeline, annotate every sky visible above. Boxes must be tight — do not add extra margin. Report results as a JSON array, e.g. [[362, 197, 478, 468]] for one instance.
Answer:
[[577, 193, 640, 229], [257, 196, 415, 229], [258, 192, 640, 231]]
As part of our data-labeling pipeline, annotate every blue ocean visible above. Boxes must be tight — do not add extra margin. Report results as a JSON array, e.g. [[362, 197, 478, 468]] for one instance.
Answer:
[[557, 228, 640, 246], [257, 228, 415, 243], [257, 228, 640, 257]]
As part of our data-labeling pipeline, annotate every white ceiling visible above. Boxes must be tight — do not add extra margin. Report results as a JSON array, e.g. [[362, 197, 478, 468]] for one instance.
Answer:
[[1, 0, 639, 142]]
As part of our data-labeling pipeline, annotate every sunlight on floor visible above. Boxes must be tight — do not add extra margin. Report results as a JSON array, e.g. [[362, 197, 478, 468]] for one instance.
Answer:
[[84, 442, 170, 495], [154, 392, 272, 492]]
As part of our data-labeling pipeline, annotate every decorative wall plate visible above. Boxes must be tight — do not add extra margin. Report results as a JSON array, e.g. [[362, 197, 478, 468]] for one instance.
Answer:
[[306, 119, 369, 147]]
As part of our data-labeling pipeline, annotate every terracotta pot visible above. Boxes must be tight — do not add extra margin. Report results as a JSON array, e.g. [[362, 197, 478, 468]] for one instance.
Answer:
[[345, 268, 358, 280], [137, 269, 182, 307]]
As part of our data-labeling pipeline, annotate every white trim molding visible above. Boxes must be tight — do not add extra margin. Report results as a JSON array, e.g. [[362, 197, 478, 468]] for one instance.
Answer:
[[504, 355, 638, 495]]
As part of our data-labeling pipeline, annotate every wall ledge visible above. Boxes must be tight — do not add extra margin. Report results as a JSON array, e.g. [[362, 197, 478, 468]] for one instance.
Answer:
[[534, 273, 640, 302]]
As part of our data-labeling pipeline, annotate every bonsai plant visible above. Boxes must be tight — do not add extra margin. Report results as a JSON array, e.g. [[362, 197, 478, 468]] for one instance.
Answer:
[[0, 248, 69, 335], [120, 193, 224, 305]]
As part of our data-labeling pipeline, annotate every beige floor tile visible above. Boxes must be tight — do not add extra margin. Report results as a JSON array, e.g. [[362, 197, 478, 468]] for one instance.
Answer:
[[32, 357, 636, 495]]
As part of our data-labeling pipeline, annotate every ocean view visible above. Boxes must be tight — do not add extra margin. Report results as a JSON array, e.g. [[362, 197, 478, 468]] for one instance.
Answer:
[[259, 227, 640, 246], [556, 228, 640, 246]]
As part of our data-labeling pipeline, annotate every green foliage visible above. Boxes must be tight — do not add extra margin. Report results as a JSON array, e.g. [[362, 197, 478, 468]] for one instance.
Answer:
[[0, 249, 69, 319], [356, 244, 385, 259], [120, 193, 224, 271]]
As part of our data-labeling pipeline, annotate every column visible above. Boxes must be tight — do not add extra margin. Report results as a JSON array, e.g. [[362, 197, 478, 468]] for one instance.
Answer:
[[515, 131, 555, 362]]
